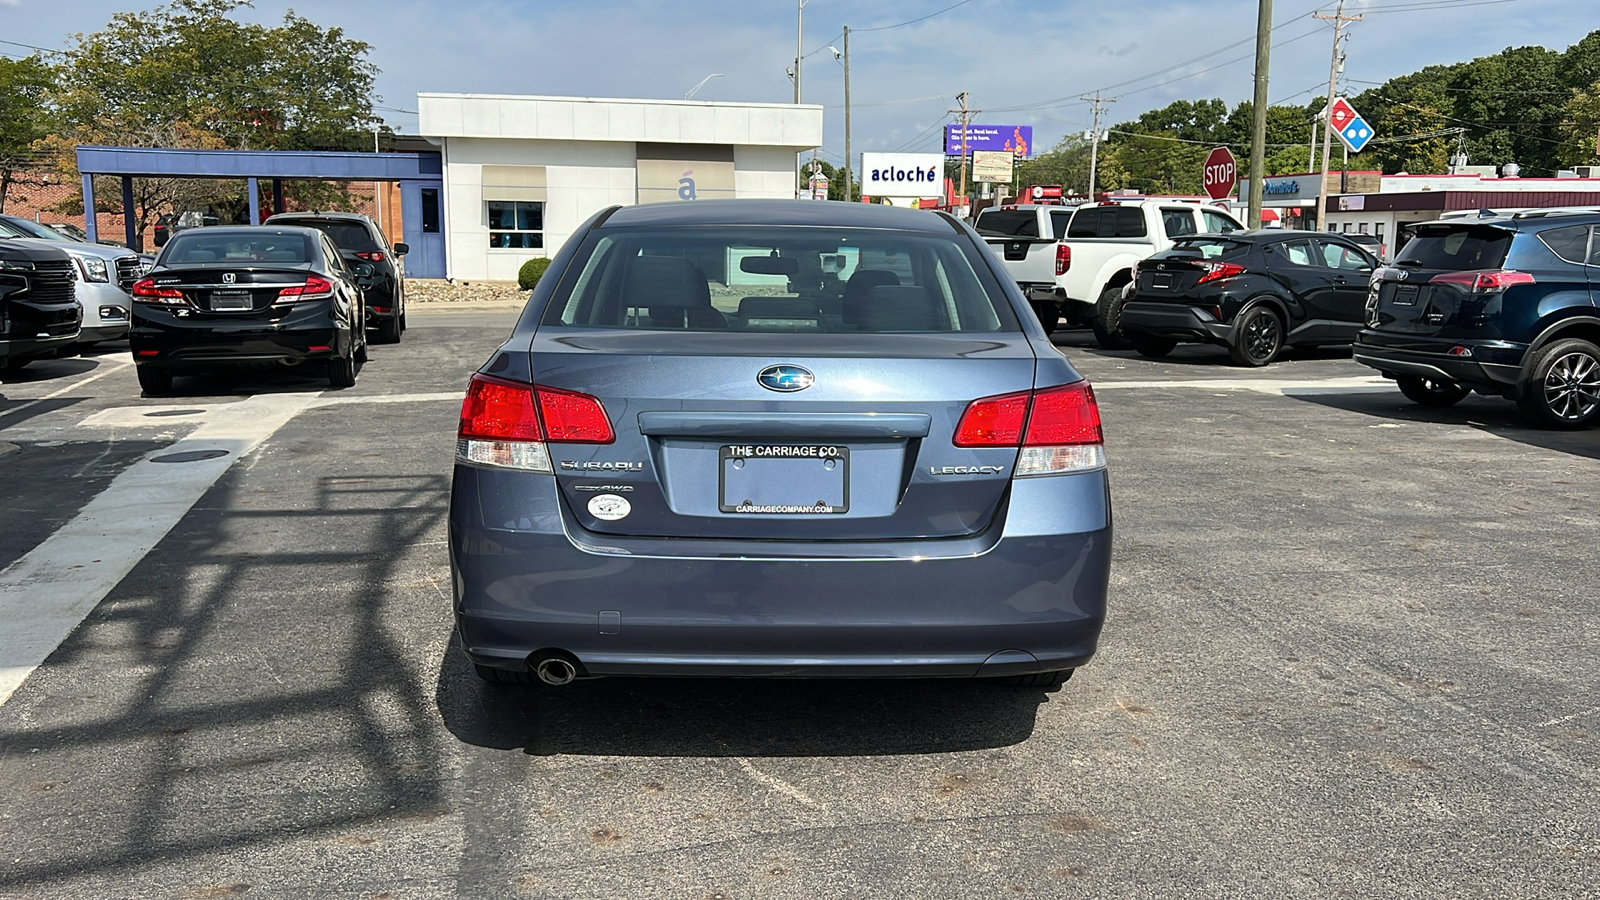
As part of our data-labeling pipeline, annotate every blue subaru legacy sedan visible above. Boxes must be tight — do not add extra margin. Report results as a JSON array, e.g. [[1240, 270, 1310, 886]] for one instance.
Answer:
[[450, 200, 1111, 687]]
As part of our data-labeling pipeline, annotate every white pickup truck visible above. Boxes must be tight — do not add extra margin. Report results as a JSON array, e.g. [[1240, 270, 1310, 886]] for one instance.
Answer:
[[972, 204, 1077, 334], [976, 200, 1245, 344]]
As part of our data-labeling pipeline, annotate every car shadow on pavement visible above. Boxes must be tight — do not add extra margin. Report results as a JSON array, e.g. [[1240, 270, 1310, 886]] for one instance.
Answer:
[[0, 468, 455, 891], [435, 634, 1055, 757], [1051, 329, 1356, 368], [1287, 389, 1600, 460]]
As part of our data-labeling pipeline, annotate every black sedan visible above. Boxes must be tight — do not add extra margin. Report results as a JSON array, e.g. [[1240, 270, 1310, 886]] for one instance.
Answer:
[[1117, 231, 1379, 366], [129, 226, 373, 394]]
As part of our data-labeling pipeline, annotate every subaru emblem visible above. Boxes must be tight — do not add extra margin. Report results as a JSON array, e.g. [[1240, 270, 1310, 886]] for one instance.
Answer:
[[222, 272, 236, 284], [757, 364, 814, 393]]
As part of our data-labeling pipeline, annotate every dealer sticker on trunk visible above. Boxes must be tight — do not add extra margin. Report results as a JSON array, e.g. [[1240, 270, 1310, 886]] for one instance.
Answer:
[[587, 494, 632, 521]]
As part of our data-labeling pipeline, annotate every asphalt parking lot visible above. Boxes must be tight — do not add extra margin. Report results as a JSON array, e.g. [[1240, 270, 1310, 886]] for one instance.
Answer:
[[1, 308, 1597, 899]]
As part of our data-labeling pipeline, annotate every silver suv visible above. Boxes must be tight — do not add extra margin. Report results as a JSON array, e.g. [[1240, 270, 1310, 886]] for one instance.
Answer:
[[0, 216, 138, 345]]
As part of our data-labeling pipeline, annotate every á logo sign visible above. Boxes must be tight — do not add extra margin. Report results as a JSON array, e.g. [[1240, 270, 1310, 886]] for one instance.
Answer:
[[678, 169, 697, 200]]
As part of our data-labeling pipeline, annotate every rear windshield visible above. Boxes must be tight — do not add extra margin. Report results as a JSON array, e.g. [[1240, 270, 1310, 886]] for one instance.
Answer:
[[1169, 238, 1250, 260], [544, 226, 1020, 334], [1068, 206, 1147, 239], [162, 231, 313, 264], [974, 210, 1039, 237], [1396, 225, 1513, 271], [290, 220, 381, 252]]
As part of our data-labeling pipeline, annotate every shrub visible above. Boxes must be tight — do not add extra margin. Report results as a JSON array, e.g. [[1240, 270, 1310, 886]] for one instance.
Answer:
[[518, 257, 552, 291]]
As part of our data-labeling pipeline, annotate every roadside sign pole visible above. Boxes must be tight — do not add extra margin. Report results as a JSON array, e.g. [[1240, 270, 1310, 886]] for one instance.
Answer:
[[1314, 0, 1361, 232]]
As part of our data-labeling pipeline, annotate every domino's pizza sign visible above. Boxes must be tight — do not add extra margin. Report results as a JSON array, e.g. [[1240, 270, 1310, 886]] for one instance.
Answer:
[[1330, 97, 1375, 154]]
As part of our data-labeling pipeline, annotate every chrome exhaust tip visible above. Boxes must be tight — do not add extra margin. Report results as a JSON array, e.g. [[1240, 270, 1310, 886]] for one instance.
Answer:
[[535, 657, 577, 686]]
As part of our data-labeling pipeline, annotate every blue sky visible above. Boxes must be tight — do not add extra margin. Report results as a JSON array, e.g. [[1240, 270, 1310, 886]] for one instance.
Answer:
[[0, 0, 1585, 167]]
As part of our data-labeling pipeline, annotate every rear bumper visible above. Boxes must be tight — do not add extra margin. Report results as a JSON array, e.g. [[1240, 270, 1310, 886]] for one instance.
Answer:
[[129, 301, 348, 368], [449, 464, 1112, 678], [1352, 331, 1524, 390], [1120, 301, 1231, 344]]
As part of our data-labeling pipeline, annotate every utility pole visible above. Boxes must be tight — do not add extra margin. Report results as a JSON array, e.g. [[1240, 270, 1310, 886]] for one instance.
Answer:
[[1247, 0, 1272, 229], [1314, 0, 1360, 233], [950, 91, 979, 213], [1082, 92, 1113, 200], [842, 26, 852, 203]]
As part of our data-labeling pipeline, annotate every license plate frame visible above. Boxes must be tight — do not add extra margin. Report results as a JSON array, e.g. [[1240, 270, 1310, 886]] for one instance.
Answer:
[[1151, 273, 1174, 289], [1390, 284, 1419, 306], [210, 290, 253, 311], [718, 444, 849, 514]]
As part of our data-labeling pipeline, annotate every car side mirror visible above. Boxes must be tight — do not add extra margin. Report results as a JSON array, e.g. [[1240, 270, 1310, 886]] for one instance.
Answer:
[[393, 242, 409, 256]]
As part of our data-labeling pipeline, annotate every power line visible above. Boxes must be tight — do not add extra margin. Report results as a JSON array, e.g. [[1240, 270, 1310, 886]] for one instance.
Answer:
[[855, 0, 976, 33]]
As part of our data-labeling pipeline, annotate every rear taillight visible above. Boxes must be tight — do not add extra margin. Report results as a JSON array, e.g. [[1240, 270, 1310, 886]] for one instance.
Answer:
[[455, 374, 613, 472], [1055, 244, 1071, 276], [953, 381, 1105, 475], [130, 277, 186, 305], [278, 274, 336, 301], [1428, 270, 1534, 293], [356, 251, 386, 263], [1196, 262, 1247, 284]]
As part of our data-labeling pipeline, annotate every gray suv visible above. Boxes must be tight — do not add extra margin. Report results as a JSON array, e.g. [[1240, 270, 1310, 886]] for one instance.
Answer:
[[0, 216, 137, 345]]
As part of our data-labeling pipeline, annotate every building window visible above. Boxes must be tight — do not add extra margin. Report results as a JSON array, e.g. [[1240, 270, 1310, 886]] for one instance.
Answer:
[[421, 189, 440, 234], [1358, 222, 1369, 234], [488, 200, 543, 248], [1375, 222, 1385, 240]]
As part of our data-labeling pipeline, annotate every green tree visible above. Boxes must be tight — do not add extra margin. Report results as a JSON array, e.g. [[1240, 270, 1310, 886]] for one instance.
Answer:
[[56, 0, 381, 151], [0, 56, 57, 213], [49, 0, 385, 238], [1557, 78, 1600, 169]]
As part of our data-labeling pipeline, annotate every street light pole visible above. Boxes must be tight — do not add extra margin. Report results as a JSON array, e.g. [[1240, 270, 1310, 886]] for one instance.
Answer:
[[794, 0, 809, 104]]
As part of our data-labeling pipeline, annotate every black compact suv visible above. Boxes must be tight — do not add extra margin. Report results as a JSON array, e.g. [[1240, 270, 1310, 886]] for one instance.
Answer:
[[264, 212, 409, 344], [1354, 210, 1600, 429], [1119, 230, 1379, 366]]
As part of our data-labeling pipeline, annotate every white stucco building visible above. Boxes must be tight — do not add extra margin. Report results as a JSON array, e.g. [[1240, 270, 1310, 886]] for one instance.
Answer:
[[417, 93, 824, 281]]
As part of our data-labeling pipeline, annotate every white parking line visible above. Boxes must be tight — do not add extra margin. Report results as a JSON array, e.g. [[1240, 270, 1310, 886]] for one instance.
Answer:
[[0, 392, 320, 706], [0, 357, 134, 422]]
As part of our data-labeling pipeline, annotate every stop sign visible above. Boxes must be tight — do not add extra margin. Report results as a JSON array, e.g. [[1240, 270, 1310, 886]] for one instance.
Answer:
[[1203, 146, 1237, 200]]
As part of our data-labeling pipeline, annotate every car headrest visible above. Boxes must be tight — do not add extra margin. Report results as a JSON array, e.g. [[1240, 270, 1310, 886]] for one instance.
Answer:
[[842, 269, 902, 324], [623, 256, 711, 309]]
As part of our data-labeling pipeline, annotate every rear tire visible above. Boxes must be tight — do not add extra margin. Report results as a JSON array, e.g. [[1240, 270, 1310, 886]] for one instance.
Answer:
[[1004, 670, 1074, 687], [375, 315, 401, 344], [136, 365, 172, 396], [1397, 376, 1470, 407], [1228, 305, 1283, 367], [327, 352, 357, 388], [1092, 287, 1131, 349], [1517, 338, 1600, 429], [1133, 337, 1177, 358], [473, 663, 535, 684]]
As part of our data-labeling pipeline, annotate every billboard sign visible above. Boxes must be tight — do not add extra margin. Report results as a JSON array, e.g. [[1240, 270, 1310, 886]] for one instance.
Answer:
[[859, 153, 944, 198], [971, 150, 1014, 183], [944, 124, 1033, 158]]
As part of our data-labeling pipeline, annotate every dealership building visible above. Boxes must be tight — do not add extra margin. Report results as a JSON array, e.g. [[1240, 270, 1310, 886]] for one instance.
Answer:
[[416, 93, 823, 281]]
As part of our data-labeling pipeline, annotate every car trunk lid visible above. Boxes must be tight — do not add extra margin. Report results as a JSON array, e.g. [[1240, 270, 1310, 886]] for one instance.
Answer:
[[1369, 223, 1516, 334], [526, 329, 1038, 541]]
